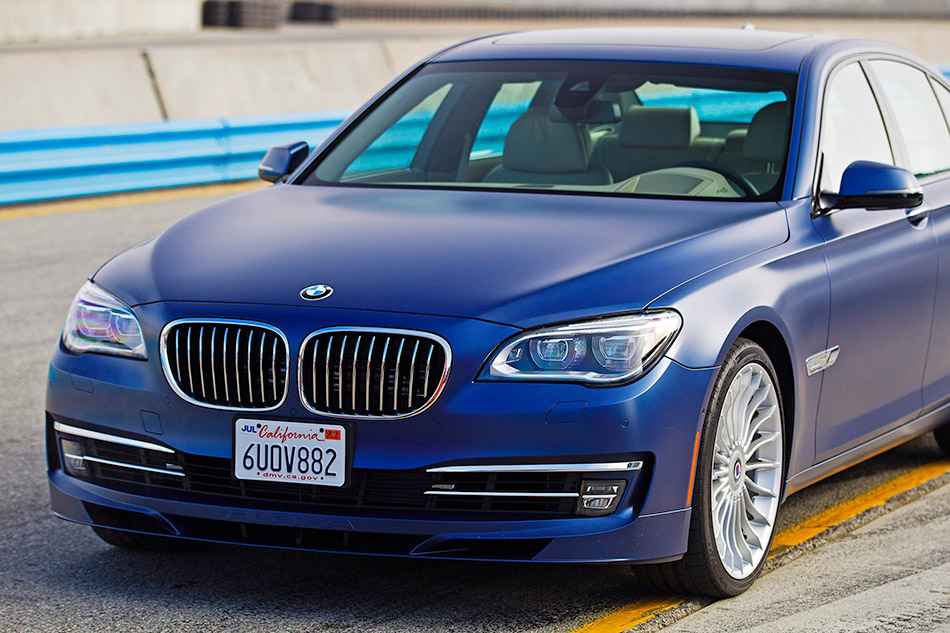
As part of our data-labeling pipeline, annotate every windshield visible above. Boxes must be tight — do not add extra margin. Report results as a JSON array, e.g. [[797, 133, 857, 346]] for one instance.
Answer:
[[302, 61, 796, 201]]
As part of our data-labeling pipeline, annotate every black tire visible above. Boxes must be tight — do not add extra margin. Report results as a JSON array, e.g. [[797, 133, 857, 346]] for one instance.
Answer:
[[92, 526, 191, 551], [290, 2, 335, 22], [935, 423, 950, 455], [202, 0, 233, 26], [637, 338, 785, 597]]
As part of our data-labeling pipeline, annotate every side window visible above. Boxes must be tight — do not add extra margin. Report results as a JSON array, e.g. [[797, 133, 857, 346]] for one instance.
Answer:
[[819, 63, 894, 192], [345, 83, 453, 176], [932, 79, 950, 134], [869, 60, 950, 177], [470, 81, 541, 159]]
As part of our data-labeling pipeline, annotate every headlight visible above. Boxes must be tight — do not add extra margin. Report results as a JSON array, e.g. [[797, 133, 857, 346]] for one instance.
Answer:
[[62, 281, 147, 359], [480, 311, 681, 385]]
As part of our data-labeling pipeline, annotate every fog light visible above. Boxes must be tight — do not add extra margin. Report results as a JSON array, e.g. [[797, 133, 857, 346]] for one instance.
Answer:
[[577, 479, 627, 516], [59, 438, 88, 477]]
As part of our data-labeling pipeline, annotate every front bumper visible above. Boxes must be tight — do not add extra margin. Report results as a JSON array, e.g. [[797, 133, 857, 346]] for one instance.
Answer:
[[47, 302, 714, 563]]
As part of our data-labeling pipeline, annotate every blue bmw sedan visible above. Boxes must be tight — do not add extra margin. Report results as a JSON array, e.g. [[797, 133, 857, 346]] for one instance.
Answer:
[[48, 28, 950, 597]]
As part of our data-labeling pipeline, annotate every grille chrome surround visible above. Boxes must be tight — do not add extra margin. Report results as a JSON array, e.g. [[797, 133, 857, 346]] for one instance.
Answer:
[[160, 319, 290, 412], [298, 327, 451, 420]]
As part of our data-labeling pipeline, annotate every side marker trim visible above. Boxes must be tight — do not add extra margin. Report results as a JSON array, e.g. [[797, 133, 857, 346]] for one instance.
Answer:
[[685, 430, 701, 506]]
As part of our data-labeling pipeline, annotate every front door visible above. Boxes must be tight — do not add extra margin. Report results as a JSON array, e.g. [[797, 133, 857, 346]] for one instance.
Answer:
[[812, 61, 938, 461]]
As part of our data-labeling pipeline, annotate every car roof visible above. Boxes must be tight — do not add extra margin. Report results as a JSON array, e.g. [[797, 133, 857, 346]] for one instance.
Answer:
[[431, 27, 880, 73]]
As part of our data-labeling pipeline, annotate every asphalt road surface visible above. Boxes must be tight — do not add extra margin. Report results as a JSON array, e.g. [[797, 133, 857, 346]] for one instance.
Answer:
[[0, 189, 947, 632]]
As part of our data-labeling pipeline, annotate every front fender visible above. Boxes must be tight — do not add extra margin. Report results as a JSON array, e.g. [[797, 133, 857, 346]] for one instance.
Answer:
[[650, 199, 830, 483]]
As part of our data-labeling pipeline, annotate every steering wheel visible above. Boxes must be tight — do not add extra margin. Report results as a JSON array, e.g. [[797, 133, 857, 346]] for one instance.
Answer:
[[676, 161, 759, 198]]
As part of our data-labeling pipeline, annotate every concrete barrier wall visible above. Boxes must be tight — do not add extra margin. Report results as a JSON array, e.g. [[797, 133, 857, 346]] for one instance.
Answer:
[[2, 19, 950, 131], [0, 0, 202, 44], [148, 40, 459, 119], [0, 37, 458, 130], [0, 49, 164, 129]]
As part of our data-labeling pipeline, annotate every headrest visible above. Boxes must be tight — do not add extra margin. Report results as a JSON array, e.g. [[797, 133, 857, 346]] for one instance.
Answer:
[[743, 102, 789, 162], [549, 101, 622, 124], [619, 106, 700, 148], [501, 108, 591, 174], [724, 129, 747, 153]]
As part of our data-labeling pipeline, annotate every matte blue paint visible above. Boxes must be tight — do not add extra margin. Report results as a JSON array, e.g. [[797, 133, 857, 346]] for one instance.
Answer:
[[47, 29, 950, 565]]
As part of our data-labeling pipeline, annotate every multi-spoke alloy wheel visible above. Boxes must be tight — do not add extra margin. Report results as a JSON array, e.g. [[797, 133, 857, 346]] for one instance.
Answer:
[[710, 362, 782, 579], [637, 338, 785, 597]]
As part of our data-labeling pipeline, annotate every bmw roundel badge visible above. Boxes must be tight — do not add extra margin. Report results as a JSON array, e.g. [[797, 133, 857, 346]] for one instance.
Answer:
[[300, 284, 333, 301]]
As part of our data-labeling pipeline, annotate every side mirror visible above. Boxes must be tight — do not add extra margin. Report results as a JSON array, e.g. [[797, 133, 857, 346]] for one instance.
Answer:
[[819, 160, 923, 212], [258, 141, 310, 183]]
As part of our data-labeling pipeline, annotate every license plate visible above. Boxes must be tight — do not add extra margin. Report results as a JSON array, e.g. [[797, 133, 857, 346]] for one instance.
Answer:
[[234, 419, 347, 487]]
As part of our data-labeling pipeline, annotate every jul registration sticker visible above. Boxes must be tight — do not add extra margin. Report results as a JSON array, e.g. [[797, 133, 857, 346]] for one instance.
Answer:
[[234, 419, 346, 487]]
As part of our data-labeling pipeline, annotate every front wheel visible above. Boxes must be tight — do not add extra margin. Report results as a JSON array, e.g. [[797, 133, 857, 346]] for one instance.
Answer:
[[637, 338, 785, 597]]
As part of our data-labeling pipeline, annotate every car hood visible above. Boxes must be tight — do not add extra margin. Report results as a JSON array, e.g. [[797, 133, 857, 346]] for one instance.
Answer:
[[93, 185, 788, 328]]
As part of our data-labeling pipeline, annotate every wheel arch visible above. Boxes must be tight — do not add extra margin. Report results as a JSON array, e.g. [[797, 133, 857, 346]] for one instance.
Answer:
[[737, 320, 796, 488]]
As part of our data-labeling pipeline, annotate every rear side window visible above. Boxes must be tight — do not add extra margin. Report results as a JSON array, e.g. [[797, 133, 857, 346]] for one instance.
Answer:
[[819, 63, 894, 192], [869, 60, 950, 177]]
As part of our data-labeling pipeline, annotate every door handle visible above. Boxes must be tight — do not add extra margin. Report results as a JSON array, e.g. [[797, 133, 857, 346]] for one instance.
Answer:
[[906, 205, 929, 228]]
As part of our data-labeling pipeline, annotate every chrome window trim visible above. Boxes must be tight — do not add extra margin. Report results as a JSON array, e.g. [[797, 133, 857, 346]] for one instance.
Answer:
[[159, 318, 290, 412], [426, 461, 643, 473], [424, 491, 579, 498], [297, 326, 453, 420], [65, 454, 186, 478], [53, 421, 174, 454]]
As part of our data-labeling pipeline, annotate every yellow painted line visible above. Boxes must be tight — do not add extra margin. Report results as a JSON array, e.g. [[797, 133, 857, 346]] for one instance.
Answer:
[[769, 458, 950, 556], [0, 180, 267, 221], [570, 458, 950, 633], [572, 595, 685, 633]]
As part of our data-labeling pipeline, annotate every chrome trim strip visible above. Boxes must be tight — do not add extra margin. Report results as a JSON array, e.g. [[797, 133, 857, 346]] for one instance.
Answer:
[[325, 335, 333, 409], [174, 329, 182, 385], [246, 329, 254, 404], [54, 421, 174, 454], [379, 336, 390, 413], [365, 335, 376, 413], [805, 345, 841, 376], [423, 343, 434, 399], [311, 333, 318, 411], [234, 327, 242, 404], [427, 461, 643, 473], [424, 491, 579, 498], [210, 326, 218, 402], [338, 334, 347, 411], [351, 335, 361, 412], [159, 318, 290, 412], [186, 326, 194, 394], [394, 338, 405, 411], [258, 331, 266, 404], [67, 454, 186, 477], [222, 327, 230, 403], [271, 337, 278, 403], [297, 327, 453, 421], [408, 340, 419, 410], [198, 326, 206, 399]]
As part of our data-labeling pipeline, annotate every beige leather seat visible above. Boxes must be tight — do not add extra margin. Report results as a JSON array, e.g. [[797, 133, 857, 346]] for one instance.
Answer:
[[719, 102, 789, 193], [483, 108, 613, 186], [591, 106, 707, 181]]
